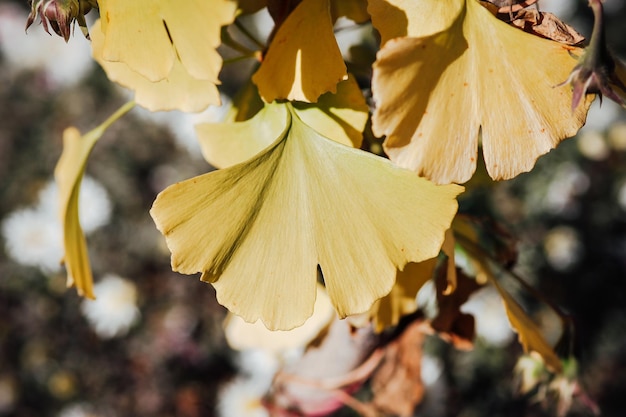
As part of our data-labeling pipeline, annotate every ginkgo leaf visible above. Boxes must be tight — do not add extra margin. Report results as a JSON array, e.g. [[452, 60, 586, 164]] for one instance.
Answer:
[[371, 258, 437, 332], [196, 101, 285, 169], [490, 276, 562, 372], [292, 75, 369, 148], [91, 20, 222, 112], [95, 0, 236, 110], [54, 102, 135, 298], [252, 0, 347, 103], [97, 0, 236, 83], [151, 102, 462, 330], [198, 75, 368, 168], [224, 283, 335, 352], [368, 0, 462, 45], [371, 0, 592, 184], [331, 0, 369, 23]]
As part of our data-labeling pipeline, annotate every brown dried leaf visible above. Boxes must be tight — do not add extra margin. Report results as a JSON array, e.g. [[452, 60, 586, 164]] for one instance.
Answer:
[[371, 318, 428, 417], [431, 267, 483, 350], [511, 10, 585, 46]]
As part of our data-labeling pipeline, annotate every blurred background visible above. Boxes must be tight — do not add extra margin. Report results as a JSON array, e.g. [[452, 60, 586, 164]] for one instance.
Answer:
[[1, 0, 626, 416]]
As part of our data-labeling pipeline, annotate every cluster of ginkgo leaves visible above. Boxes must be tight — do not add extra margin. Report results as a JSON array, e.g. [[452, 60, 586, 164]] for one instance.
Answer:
[[25, 0, 626, 372]]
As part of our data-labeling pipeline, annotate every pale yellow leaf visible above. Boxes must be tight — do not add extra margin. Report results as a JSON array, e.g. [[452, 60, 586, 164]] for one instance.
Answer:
[[252, 0, 347, 102], [98, 0, 236, 83], [91, 19, 221, 112], [198, 75, 368, 168], [490, 276, 562, 372], [368, 0, 463, 45], [371, 258, 437, 332], [151, 103, 462, 330], [54, 102, 134, 299], [372, 0, 592, 184], [331, 0, 370, 23], [224, 284, 335, 352]]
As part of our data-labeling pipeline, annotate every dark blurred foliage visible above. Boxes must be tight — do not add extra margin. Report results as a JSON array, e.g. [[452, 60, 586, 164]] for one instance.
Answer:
[[1, 1, 626, 417]]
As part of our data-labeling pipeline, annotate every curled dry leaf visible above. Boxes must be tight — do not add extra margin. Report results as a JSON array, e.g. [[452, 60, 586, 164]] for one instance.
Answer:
[[371, 0, 592, 184], [269, 319, 380, 415], [151, 102, 462, 330], [370, 318, 429, 417], [431, 267, 482, 350], [510, 10, 585, 46]]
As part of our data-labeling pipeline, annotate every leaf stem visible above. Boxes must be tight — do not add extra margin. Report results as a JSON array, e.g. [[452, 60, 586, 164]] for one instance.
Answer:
[[454, 231, 572, 325], [94, 100, 136, 135], [234, 18, 265, 49]]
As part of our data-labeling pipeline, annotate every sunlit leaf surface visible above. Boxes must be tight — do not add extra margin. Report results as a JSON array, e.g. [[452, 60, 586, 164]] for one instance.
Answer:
[[198, 75, 368, 168], [94, 0, 236, 110], [252, 0, 347, 102], [54, 102, 134, 298], [372, 0, 592, 184], [151, 103, 462, 330]]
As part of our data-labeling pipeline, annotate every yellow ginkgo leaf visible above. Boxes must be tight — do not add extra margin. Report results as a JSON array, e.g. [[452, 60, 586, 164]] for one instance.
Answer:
[[372, 0, 592, 184], [224, 283, 335, 352], [252, 0, 347, 103], [368, 0, 463, 45], [151, 102, 462, 330], [198, 75, 368, 168], [54, 102, 135, 298], [98, 0, 236, 83], [490, 275, 562, 372], [371, 258, 437, 332], [91, 20, 221, 112], [293, 74, 369, 148], [196, 101, 285, 169], [330, 0, 370, 23]]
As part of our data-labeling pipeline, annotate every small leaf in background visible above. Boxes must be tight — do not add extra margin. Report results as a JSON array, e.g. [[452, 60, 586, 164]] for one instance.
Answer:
[[252, 0, 347, 102], [91, 20, 224, 112], [291, 74, 369, 148], [431, 267, 482, 350], [489, 275, 562, 372], [371, 0, 592, 184], [95, 0, 236, 111], [198, 75, 368, 168], [151, 102, 462, 330], [54, 102, 134, 298], [370, 258, 437, 332], [196, 102, 286, 169]]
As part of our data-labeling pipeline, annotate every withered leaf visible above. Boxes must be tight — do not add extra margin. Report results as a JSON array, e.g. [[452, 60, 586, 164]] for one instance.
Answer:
[[511, 10, 585, 46]]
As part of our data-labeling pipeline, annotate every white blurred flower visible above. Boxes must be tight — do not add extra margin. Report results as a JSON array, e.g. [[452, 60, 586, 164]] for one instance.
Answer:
[[543, 162, 589, 215], [0, 5, 93, 88], [217, 377, 270, 417], [238, 350, 280, 384], [1, 207, 63, 273], [38, 176, 112, 234], [577, 130, 610, 161], [57, 403, 99, 417], [81, 275, 140, 339], [421, 354, 443, 387], [460, 286, 515, 347], [543, 226, 583, 271], [617, 181, 626, 210], [416, 280, 438, 319], [135, 96, 231, 158]]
